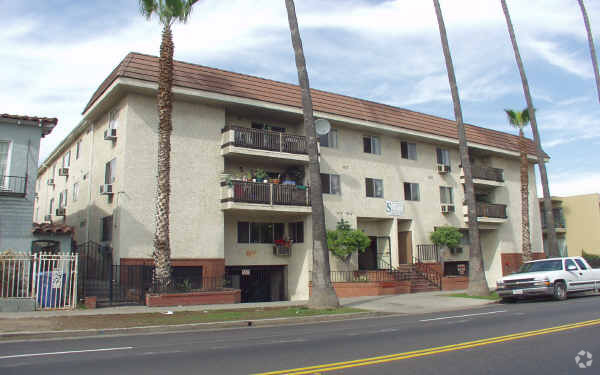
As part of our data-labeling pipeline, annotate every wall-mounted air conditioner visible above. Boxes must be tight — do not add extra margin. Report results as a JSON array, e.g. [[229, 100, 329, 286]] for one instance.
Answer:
[[99, 184, 113, 195]]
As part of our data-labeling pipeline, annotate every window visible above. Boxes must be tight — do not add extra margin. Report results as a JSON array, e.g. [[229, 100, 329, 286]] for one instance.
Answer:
[[440, 186, 453, 204], [0, 141, 10, 176], [62, 151, 71, 168], [401, 141, 417, 160], [101, 215, 113, 242], [105, 158, 116, 184], [58, 189, 68, 208], [251, 122, 265, 130], [565, 259, 577, 270], [404, 183, 420, 201], [73, 182, 80, 202], [436, 148, 451, 167], [319, 129, 338, 148], [321, 173, 341, 195], [52, 164, 56, 177], [459, 229, 470, 245], [574, 259, 587, 270], [108, 109, 119, 129], [48, 198, 54, 215], [289, 222, 304, 243], [366, 178, 384, 198], [75, 140, 81, 160], [363, 136, 381, 155], [238, 222, 284, 244]]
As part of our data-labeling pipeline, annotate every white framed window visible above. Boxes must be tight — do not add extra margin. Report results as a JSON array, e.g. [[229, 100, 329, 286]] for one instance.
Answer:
[[401, 141, 417, 160], [108, 109, 119, 130], [319, 129, 338, 148], [105, 158, 116, 184], [0, 140, 11, 176], [49, 198, 54, 214], [363, 135, 381, 155], [62, 150, 71, 168], [75, 140, 81, 160], [320, 173, 341, 195], [58, 189, 68, 208], [440, 186, 453, 204], [366, 178, 384, 198], [404, 182, 420, 201], [436, 148, 451, 167], [73, 182, 80, 202]]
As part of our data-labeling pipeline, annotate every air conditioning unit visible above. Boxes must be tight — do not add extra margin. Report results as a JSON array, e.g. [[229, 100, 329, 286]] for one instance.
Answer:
[[58, 168, 69, 176], [55, 207, 66, 216], [437, 164, 451, 173], [99, 184, 113, 195], [47, 178, 55, 186], [441, 204, 455, 213], [44, 214, 52, 222], [104, 128, 117, 141], [273, 245, 292, 257]]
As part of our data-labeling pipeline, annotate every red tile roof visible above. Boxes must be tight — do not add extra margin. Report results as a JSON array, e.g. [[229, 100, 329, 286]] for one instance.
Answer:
[[84, 52, 540, 156], [1, 114, 58, 137], [32, 223, 74, 235]]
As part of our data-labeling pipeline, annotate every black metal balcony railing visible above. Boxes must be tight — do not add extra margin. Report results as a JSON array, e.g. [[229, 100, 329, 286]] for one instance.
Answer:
[[0, 175, 27, 197], [542, 208, 566, 229], [471, 165, 504, 182], [476, 202, 507, 219], [228, 126, 307, 155], [231, 180, 311, 207]]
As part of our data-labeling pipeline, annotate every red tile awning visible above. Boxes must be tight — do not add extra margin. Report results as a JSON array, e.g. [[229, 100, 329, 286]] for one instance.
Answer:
[[32, 222, 74, 235]]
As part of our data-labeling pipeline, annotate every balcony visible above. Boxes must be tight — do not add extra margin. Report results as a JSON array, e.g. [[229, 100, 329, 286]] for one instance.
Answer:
[[221, 126, 309, 163], [0, 175, 27, 197], [542, 208, 567, 233], [221, 180, 312, 214], [463, 202, 508, 225], [461, 165, 504, 188]]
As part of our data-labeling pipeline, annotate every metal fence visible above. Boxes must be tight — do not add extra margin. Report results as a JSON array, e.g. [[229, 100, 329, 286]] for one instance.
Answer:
[[0, 175, 27, 196], [0, 252, 78, 310], [311, 270, 409, 283], [416, 244, 439, 262]]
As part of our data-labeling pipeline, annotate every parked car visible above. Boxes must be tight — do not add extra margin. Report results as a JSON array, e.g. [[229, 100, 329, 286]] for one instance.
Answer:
[[496, 257, 600, 302]]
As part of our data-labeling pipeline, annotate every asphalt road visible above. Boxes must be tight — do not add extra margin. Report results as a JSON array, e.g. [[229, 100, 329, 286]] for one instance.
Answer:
[[1, 294, 599, 374]]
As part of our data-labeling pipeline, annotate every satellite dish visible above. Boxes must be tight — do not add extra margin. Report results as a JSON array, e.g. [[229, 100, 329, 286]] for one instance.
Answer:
[[315, 119, 331, 135]]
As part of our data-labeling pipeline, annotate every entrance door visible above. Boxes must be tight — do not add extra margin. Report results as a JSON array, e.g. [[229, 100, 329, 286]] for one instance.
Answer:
[[359, 237, 378, 270], [398, 231, 412, 264]]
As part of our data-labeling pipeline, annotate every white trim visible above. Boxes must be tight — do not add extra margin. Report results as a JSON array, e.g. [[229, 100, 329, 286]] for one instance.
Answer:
[[0, 140, 12, 177]]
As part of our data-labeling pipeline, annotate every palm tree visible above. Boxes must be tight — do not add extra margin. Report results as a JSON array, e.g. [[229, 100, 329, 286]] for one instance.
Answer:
[[284, 0, 339, 308], [139, 0, 196, 292], [577, 0, 600, 104], [500, 0, 560, 257], [433, 0, 489, 296], [505, 108, 532, 262]]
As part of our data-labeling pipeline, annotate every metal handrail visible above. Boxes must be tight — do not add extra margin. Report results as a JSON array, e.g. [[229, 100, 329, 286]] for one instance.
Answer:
[[412, 257, 442, 290]]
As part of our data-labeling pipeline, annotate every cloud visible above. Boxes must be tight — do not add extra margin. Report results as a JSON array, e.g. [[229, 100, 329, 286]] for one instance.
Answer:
[[524, 39, 594, 79], [541, 172, 600, 197]]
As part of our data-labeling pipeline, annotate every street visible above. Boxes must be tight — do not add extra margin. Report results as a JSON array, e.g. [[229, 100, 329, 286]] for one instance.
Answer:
[[1, 294, 599, 374]]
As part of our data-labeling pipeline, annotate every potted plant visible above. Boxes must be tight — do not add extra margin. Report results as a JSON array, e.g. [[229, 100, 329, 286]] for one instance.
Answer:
[[255, 168, 268, 183]]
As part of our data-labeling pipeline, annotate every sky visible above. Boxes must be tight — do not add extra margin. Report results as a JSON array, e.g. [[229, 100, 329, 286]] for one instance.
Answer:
[[1, 0, 599, 197]]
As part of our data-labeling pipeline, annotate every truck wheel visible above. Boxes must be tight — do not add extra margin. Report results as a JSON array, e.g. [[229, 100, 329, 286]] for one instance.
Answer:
[[553, 281, 567, 301]]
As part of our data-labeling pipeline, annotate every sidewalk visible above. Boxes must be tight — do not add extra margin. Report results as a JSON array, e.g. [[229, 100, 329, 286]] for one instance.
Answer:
[[0, 290, 495, 319], [0, 291, 497, 339]]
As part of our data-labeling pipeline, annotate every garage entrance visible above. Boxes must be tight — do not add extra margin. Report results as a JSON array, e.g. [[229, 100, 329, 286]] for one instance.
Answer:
[[226, 266, 286, 303]]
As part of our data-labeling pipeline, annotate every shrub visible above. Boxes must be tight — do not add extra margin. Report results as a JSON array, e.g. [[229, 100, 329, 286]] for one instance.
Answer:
[[327, 219, 371, 262], [430, 226, 463, 248]]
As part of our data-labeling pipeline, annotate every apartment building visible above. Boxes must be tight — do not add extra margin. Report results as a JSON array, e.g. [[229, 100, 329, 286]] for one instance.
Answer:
[[540, 194, 600, 257], [35, 53, 544, 302], [1, 114, 56, 251]]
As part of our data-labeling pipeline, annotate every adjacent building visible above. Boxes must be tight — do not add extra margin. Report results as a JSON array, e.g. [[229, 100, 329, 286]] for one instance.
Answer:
[[1, 114, 57, 251], [34, 53, 545, 302], [540, 194, 600, 257]]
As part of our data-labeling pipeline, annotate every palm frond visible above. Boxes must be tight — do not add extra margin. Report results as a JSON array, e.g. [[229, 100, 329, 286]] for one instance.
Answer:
[[139, 0, 157, 19]]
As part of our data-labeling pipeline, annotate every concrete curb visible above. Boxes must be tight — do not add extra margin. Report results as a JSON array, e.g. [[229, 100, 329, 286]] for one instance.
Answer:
[[0, 311, 389, 341]]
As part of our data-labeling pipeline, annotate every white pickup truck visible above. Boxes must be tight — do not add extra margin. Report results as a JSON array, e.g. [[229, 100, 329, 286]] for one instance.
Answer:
[[496, 257, 600, 302]]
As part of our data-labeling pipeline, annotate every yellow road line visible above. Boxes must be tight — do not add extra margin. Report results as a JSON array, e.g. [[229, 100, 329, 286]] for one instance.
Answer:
[[254, 318, 600, 375]]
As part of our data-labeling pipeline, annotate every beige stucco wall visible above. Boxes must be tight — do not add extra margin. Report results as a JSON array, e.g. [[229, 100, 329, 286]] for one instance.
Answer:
[[562, 194, 600, 256], [118, 93, 225, 261]]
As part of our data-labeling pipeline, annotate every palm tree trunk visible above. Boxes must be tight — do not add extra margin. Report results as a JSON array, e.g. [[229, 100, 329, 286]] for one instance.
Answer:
[[500, 0, 559, 257], [577, 0, 600, 104], [433, 0, 489, 295], [153, 24, 174, 292], [519, 129, 532, 262], [284, 0, 339, 308]]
